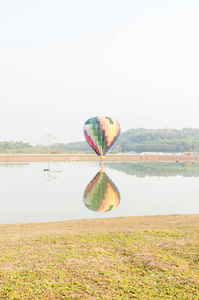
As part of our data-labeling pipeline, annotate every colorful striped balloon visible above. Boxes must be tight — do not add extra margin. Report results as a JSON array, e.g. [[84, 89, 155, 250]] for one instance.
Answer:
[[83, 116, 120, 158], [83, 169, 120, 212]]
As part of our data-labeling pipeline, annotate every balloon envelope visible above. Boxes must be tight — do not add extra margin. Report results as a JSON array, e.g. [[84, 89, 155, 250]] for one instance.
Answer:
[[83, 116, 120, 157], [83, 170, 120, 212]]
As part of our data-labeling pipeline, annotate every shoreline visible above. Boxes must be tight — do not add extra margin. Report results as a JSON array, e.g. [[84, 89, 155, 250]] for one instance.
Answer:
[[0, 154, 198, 162]]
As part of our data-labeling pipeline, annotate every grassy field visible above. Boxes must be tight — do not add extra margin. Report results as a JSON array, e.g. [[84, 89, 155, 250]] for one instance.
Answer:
[[0, 215, 199, 299]]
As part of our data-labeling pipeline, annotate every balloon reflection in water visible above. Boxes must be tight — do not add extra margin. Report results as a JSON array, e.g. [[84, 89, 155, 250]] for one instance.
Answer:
[[83, 170, 120, 212]]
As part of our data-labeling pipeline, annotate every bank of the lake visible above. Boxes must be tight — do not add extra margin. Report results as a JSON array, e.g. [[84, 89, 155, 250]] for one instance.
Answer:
[[0, 215, 198, 299], [0, 153, 199, 162]]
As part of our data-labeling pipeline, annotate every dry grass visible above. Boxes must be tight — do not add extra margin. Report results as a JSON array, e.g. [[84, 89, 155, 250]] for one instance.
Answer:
[[0, 215, 199, 299]]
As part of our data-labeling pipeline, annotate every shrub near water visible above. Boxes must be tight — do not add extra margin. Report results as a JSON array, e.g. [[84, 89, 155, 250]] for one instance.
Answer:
[[0, 215, 198, 299]]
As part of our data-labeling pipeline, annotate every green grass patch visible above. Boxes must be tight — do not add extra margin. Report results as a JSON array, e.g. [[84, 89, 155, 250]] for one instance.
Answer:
[[0, 215, 199, 299]]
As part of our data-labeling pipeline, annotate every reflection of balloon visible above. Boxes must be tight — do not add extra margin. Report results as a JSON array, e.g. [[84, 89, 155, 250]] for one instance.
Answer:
[[83, 170, 120, 212], [83, 116, 120, 158]]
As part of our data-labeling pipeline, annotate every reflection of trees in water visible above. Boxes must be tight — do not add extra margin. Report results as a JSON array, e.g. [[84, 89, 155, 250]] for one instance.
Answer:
[[0, 163, 30, 168], [41, 171, 58, 182], [41, 162, 62, 181], [105, 162, 199, 177]]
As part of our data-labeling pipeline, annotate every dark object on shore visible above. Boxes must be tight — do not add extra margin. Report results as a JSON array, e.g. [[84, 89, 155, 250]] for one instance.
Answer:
[[176, 161, 178, 163], [44, 169, 50, 171]]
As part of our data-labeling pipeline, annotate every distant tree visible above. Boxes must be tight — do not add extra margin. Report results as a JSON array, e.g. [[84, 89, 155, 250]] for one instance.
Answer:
[[41, 134, 57, 153]]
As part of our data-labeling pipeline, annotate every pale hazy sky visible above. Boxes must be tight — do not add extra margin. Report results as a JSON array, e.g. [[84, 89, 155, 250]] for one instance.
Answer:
[[0, 0, 199, 144]]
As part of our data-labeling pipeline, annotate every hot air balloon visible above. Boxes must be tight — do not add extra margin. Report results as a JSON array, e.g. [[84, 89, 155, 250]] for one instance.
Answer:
[[83, 169, 120, 212], [83, 116, 120, 159]]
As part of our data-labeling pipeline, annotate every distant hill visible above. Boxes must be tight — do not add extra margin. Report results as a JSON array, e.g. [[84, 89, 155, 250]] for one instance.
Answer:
[[117, 128, 199, 153], [51, 128, 199, 153]]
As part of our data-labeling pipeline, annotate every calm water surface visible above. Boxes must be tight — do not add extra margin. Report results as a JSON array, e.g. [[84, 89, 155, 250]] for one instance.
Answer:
[[0, 161, 199, 224]]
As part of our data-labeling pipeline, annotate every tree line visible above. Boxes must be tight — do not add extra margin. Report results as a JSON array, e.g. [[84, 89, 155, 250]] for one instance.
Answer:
[[1, 128, 199, 153]]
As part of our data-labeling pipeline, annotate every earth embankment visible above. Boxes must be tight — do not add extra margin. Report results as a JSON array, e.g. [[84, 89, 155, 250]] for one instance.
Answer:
[[0, 154, 198, 162]]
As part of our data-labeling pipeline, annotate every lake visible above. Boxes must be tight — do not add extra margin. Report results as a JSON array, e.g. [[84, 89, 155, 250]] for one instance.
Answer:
[[0, 161, 199, 224]]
